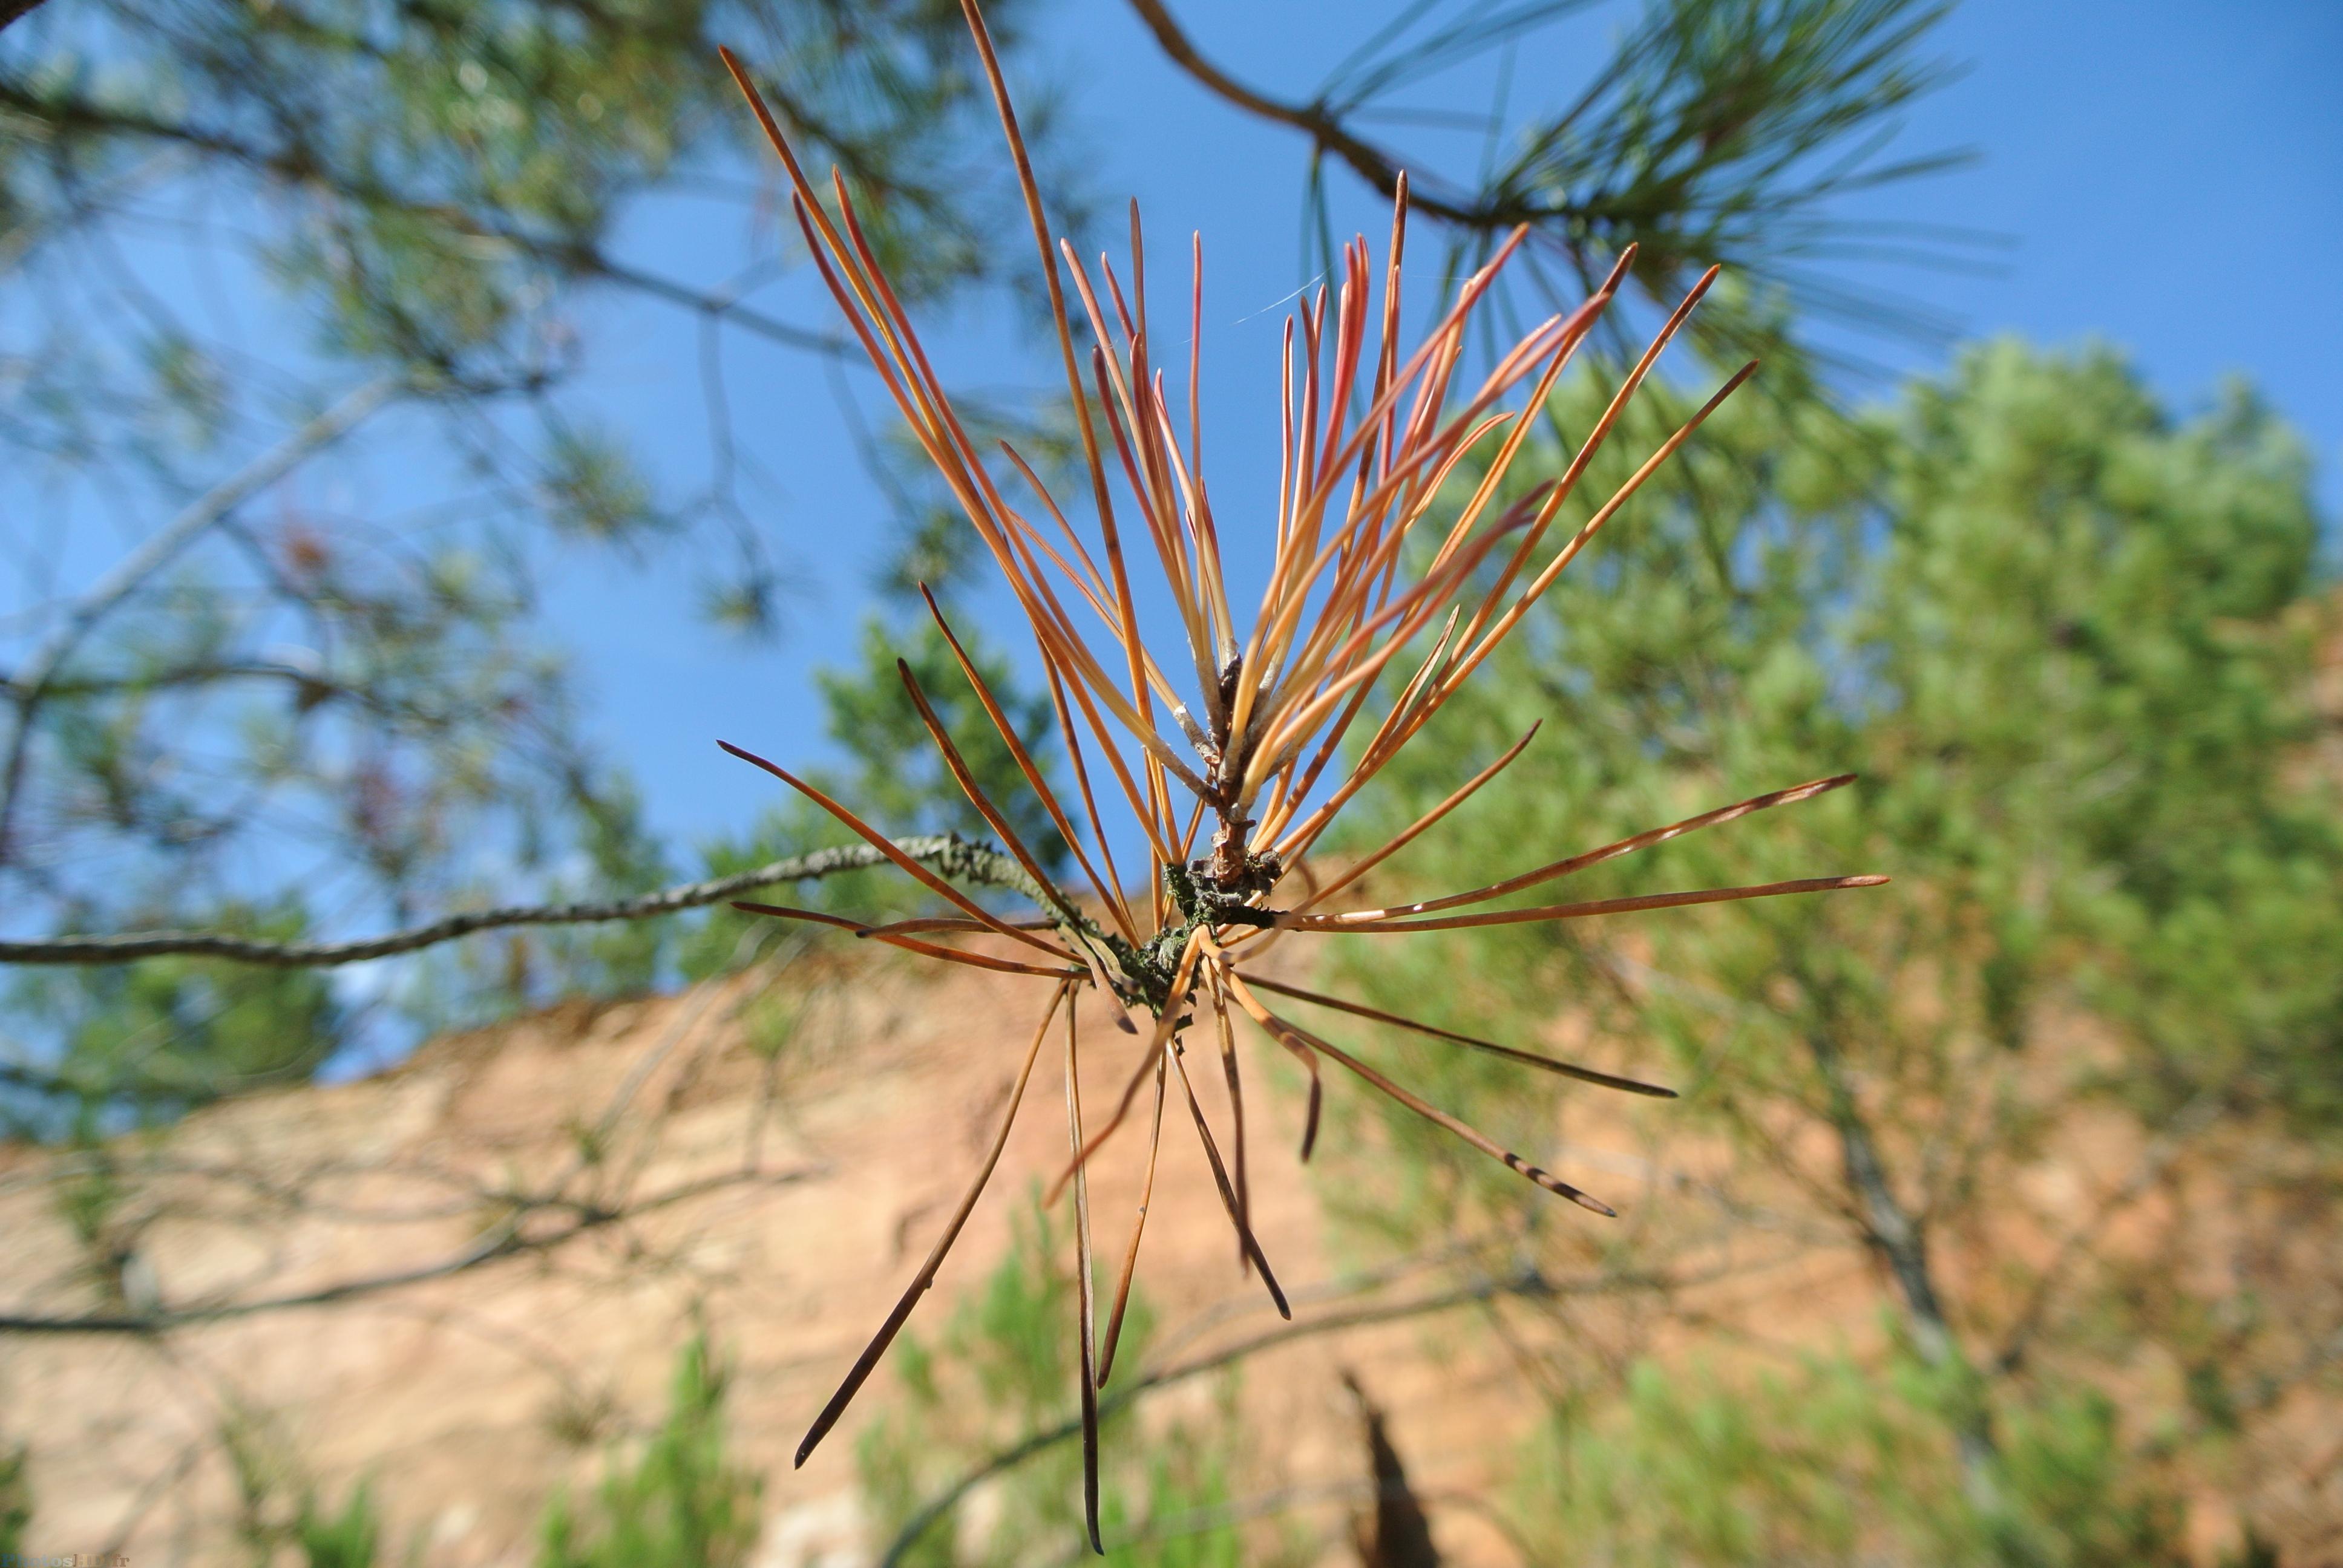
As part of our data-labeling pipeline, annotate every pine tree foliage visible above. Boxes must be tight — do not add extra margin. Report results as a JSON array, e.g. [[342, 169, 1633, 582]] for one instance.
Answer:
[[1325, 340, 2339, 1552], [0, 0, 1069, 1117], [858, 1198, 1272, 1568], [1132, 0, 1981, 368], [0, 0, 1971, 1133], [537, 1333, 763, 1568]]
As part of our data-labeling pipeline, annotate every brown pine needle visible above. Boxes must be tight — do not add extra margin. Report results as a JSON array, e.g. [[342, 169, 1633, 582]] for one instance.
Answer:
[[1448, 262, 1714, 653], [716, 741, 1070, 961], [1242, 485, 1555, 795], [1227, 984, 1616, 1217], [1036, 652, 1133, 926], [1208, 977, 1251, 1274], [1441, 361, 1762, 697], [895, 659, 1071, 914], [1167, 1036, 1292, 1318], [893, 659, 1139, 1030], [851, 915, 1058, 936], [1062, 988, 1104, 1555], [1034, 630, 1185, 866], [1308, 773, 1860, 923], [1095, 1053, 1166, 1387], [1235, 972, 1676, 1097], [1297, 722, 1542, 915], [1046, 927, 1208, 1204], [732, 903, 1083, 979], [1279, 874, 1890, 935], [920, 587, 1136, 940], [795, 981, 1070, 1468], [1299, 1058, 1324, 1163], [1264, 609, 1466, 861]]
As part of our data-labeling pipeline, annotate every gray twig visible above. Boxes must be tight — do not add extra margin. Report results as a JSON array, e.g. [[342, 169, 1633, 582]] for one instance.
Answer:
[[878, 1261, 1695, 1567], [0, 833, 1034, 968], [0, 376, 405, 865], [0, 1165, 819, 1334]]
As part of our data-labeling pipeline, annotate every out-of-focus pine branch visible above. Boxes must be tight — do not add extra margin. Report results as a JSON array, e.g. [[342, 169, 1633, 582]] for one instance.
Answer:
[[0, 0, 1985, 1134], [0, 1163, 820, 1334], [0, 831, 1032, 968], [1129, 0, 1989, 367], [0, 0, 1081, 1120]]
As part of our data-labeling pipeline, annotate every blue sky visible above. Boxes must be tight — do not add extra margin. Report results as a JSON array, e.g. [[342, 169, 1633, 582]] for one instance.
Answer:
[[535, 0, 2343, 860]]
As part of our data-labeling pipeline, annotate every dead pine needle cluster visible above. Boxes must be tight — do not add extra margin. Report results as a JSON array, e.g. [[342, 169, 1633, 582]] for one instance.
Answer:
[[716, 2, 1883, 1548]]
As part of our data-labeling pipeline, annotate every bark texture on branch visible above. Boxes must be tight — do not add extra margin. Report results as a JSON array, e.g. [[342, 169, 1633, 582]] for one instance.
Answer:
[[0, 833, 1032, 968]]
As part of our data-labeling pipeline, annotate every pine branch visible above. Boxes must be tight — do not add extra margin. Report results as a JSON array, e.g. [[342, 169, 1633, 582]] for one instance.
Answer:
[[1122, 0, 1505, 227], [0, 82, 857, 362], [876, 1258, 1712, 1567], [0, 833, 1034, 969], [0, 376, 405, 867], [1124, 0, 1978, 351], [0, 1165, 819, 1334]]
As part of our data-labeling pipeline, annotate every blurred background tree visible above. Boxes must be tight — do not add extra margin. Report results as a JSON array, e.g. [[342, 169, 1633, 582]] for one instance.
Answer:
[[0, 0, 1083, 1128], [856, 1197, 1270, 1568], [0, 0, 1980, 1132], [1317, 339, 2340, 1558]]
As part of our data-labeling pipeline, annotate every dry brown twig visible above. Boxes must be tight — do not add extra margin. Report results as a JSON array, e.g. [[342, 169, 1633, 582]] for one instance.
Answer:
[[715, 2, 1885, 1546]]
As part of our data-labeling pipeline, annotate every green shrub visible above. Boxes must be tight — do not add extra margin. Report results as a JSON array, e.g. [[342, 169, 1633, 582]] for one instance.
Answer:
[[295, 1478, 382, 1568], [1511, 1348, 2191, 1567], [536, 1333, 761, 1568], [857, 1192, 1291, 1566]]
